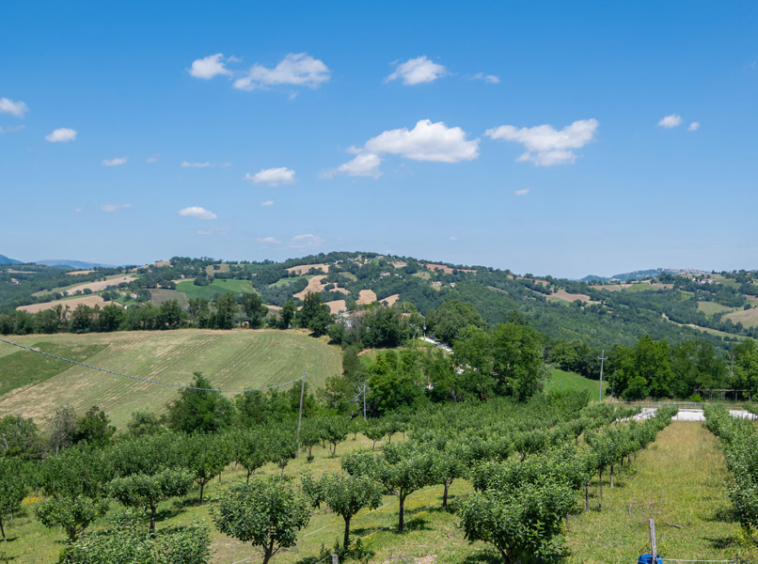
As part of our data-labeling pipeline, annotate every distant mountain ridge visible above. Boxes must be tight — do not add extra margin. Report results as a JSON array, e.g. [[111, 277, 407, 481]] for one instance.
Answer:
[[33, 259, 115, 269], [582, 268, 709, 283], [0, 254, 22, 265]]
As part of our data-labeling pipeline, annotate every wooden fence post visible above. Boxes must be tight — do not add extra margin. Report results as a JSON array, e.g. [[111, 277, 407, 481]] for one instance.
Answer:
[[649, 518, 657, 561]]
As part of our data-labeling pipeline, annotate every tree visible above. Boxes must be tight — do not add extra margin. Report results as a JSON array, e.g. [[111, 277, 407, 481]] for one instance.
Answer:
[[459, 481, 574, 564], [126, 410, 165, 438], [183, 433, 233, 504], [213, 478, 311, 564], [279, 299, 296, 329], [490, 322, 546, 400], [46, 405, 78, 454], [109, 433, 193, 532], [36, 446, 111, 541], [158, 299, 184, 329], [427, 300, 485, 345], [231, 429, 268, 483], [0, 457, 27, 542], [213, 292, 238, 329], [0, 415, 42, 459], [167, 373, 236, 434], [298, 292, 332, 337], [187, 298, 210, 327], [302, 472, 382, 549], [72, 406, 116, 448], [322, 416, 350, 456], [59, 519, 211, 564], [241, 292, 268, 329]]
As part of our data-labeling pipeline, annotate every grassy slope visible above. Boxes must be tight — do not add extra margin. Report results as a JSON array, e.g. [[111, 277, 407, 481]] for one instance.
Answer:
[[724, 307, 758, 328], [5, 421, 754, 564], [175, 279, 254, 301], [697, 301, 734, 316], [0, 329, 341, 429], [545, 368, 605, 398], [567, 422, 757, 563]]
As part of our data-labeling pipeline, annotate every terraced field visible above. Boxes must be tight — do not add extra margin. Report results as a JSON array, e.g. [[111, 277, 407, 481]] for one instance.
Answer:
[[0, 329, 341, 428]]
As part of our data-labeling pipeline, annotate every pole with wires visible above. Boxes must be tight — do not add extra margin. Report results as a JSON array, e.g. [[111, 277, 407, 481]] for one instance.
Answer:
[[296, 372, 306, 449], [363, 381, 367, 421]]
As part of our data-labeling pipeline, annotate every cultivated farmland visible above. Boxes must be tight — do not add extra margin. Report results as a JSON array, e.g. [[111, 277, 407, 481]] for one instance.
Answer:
[[0, 329, 341, 429]]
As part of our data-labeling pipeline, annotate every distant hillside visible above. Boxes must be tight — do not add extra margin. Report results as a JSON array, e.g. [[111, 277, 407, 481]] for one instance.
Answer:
[[582, 267, 709, 283], [34, 259, 115, 269], [0, 254, 22, 265]]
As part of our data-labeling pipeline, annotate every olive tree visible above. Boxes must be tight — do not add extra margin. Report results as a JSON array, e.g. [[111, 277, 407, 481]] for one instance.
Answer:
[[0, 457, 27, 541], [213, 478, 310, 564]]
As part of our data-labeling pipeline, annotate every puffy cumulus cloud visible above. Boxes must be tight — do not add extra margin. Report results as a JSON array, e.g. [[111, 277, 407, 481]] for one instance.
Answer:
[[197, 226, 231, 236], [365, 119, 479, 162], [688, 122, 700, 132], [179, 206, 217, 220], [485, 119, 598, 166], [234, 53, 330, 91], [256, 236, 280, 245], [326, 120, 478, 179], [472, 72, 500, 84], [387, 56, 447, 85], [0, 97, 28, 117], [289, 234, 324, 249], [100, 203, 131, 212], [188, 53, 232, 79], [514, 188, 530, 196], [244, 167, 296, 186], [45, 128, 77, 143], [180, 161, 212, 168], [102, 157, 127, 167], [658, 114, 682, 128]]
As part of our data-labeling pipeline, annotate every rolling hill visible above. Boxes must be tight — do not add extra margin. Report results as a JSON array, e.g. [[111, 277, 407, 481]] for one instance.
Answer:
[[0, 254, 21, 265]]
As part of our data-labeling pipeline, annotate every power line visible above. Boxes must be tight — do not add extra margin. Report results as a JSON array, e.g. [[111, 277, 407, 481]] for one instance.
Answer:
[[0, 336, 306, 393]]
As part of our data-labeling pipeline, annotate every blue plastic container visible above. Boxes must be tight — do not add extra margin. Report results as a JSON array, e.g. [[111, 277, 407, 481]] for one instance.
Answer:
[[637, 555, 663, 564]]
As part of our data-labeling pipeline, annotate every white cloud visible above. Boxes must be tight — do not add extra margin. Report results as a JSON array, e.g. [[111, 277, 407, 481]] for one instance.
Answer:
[[146, 156, 159, 163], [324, 153, 383, 179], [0, 98, 28, 117], [289, 234, 324, 249], [365, 119, 479, 162], [234, 53, 330, 91], [449, 236, 458, 241], [102, 157, 127, 167], [244, 167, 296, 186], [260, 200, 275, 207], [100, 203, 131, 212], [485, 119, 598, 166], [658, 114, 682, 128], [472, 72, 500, 84], [326, 119, 478, 179], [514, 188, 531, 196], [179, 206, 217, 220], [180, 161, 211, 168], [688, 122, 700, 132], [45, 128, 77, 143], [74, 207, 84, 213], [188, 53, 232, 79], [257, 236, 281, 245], [197, 226, 231, 236], [387, 56, 447, 85]]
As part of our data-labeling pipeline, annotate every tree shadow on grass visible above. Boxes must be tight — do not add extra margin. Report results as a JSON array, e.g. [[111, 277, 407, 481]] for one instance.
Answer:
[[706, 506, 738, 524], [460, 549, 503, 564], [706, 535, 740, 550], [155, 505, 187, 523]]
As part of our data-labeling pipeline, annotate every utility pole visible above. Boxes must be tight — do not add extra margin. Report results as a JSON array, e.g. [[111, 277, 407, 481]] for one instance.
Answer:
[[296, 372, 305, 448], [362, 381, 367, 420], [598, 350, 608, 402]]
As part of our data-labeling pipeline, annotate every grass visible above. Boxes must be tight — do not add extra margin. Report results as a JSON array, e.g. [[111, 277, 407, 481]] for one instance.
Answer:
[[0, 329, 341, 429], [697, 301, 734, 317], [566, 421, 758, 563], [724, 307, 758, 329], [149, 288, 189, 309], [545, 368, 605, 398], [0, 342, 108, 397], [269, 275, 310, 289], [32, 273, 135, 298], [175, 279, 255, 301], [6, 420, 754, 564]]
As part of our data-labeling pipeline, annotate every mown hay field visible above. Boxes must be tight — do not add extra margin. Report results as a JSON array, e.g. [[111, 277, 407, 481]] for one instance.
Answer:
[[0, 329, 341, 429]]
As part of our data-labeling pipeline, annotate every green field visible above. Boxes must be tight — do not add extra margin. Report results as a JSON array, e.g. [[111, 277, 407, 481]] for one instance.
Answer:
[[149, 288, 189, 308], [545, 368, 605, 397], [0, 329, 341, 429], [175, 278, 255, 300], [697, 300, 733, 316], [268, 275, 309, 288]]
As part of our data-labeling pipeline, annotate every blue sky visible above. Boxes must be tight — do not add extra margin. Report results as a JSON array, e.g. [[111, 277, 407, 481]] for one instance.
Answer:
[[1, 1, 756, 278]]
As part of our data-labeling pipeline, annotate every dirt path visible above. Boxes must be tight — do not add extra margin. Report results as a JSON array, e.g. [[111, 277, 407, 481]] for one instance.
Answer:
[[567, 422, 753, 563]]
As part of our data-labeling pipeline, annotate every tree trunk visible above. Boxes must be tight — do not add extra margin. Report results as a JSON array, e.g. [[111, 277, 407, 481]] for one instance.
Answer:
[[150, 501, 157, 533], [599, 470, 604, 503], [343, 515, 351, 549], [443, 480, 450, 510], [497, 547, 512, 564], [585, 482, 589, 512], [9, 508, 12, 528], [398, 494, 405, 533], [372, 440, 376, 450], [610, 465, 614, 488], [247, 468, 252, 484], [566, 512, 570, 535], [1, 517, 6, 542], [200, 482, 205, 504], [262, 544, 273, 564]]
